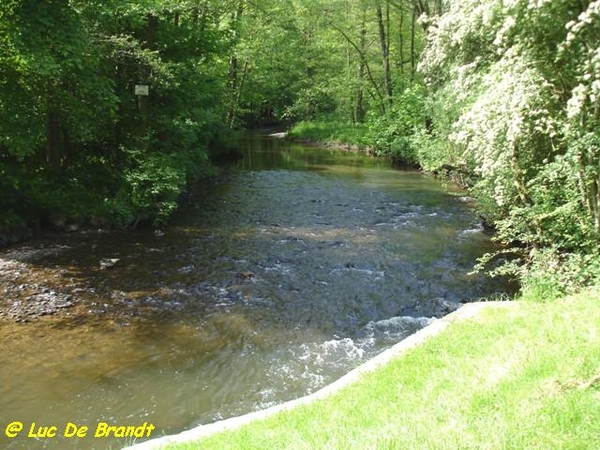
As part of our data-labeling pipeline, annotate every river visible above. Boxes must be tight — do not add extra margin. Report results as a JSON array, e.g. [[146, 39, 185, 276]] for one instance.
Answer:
[[0, 136, 511, 450]]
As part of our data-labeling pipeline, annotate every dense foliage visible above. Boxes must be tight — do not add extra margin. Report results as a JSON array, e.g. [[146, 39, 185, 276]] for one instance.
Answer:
[[0, 0, 435, 234], [419, 0, 600, 293], [225, 0, 432, 162], [0, 0, 233, 232], [1, 0, 598, 292]]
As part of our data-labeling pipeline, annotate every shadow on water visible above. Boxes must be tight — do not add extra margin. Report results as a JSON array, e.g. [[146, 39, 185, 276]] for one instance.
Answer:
[[0, 135, 515, 450]]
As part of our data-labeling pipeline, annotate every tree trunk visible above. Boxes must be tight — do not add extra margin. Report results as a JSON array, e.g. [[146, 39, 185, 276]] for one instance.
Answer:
[[226, 2, 245, 128], [410, 4, 417, 81], [377, 2, 393, 108], [46, 101, 62, 169], [113, 62, 124, 159], [578, 149, 600, 234], [511, 146, 543, 245], [134, 14, 158, 152], [229, 60, 249, 128], [330, 21, 386, 115], [355, 10, 367, 123], [398, 3, 405, 73]]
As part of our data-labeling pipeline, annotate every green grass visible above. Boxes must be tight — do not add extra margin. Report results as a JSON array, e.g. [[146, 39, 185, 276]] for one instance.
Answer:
[[159, 288, 600, 449], [287, 120, 370, 150]]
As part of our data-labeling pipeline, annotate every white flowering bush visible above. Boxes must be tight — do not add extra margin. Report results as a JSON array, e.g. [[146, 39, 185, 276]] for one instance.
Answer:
[[420, 0, 600, 290]]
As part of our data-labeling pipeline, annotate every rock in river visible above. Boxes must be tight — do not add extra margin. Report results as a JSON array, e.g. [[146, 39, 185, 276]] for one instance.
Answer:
[[99, 258, 120, 270]]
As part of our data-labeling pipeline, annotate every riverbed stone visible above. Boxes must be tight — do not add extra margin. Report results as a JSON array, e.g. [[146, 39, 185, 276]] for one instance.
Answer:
[[1, 291, 75, 321], [100, 258, 120, 270], [400, 297, 461, 319]]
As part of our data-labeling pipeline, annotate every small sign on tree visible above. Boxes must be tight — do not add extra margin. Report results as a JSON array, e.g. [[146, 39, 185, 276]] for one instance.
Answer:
[[135, 85, 149, 96]]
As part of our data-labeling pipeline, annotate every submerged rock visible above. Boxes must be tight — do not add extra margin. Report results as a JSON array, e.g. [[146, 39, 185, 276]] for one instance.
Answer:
[[400, 297, 461, 319], [238, 271, 255, 280], [99, 258, 120, 270], [1, 291, 75, 321], [268, 132, 287, 139]]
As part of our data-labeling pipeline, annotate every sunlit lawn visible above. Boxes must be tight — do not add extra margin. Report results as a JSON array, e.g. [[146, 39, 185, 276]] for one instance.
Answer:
[[156, 288, 600, 450]]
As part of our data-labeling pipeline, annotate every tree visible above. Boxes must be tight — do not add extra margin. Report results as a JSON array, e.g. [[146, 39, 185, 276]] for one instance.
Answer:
[[419, 0, 600, 290], [0, 0, 231, 229]]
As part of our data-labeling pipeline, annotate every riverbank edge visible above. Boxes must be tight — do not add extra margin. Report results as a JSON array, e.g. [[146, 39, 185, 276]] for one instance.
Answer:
[[281, 127, 472, 187], [121, 300, 513, 450], [0, 131, 452, 249], [280, 134, 374, 156]]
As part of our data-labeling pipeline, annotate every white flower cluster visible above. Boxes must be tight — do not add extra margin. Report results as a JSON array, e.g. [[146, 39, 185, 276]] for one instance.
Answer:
[[449, 53, 550, 207], [565, 0, 600, 44], [562, 2, 600, 122], [419, 0, 508, 82], [420, 0, 600, 246], [567, 84, 589, 120]]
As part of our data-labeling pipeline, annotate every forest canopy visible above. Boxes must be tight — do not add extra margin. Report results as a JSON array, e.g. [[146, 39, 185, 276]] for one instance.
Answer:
[[0, 0, 430, 232], [0, 0, 598, 292]]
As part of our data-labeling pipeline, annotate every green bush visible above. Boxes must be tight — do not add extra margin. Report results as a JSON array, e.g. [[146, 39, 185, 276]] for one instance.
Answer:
[[365, 86, 427, 165], [521, 248, 600, 300], [288, 120, 370, 148], [119, 149, 188, 226]]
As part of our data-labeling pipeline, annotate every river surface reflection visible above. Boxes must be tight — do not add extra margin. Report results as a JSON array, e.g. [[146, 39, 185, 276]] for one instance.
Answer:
[[0, 136, 511, 450]]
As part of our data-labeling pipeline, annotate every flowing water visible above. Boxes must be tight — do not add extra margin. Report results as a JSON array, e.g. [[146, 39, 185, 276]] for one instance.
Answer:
[[0, 136, 511, 450]]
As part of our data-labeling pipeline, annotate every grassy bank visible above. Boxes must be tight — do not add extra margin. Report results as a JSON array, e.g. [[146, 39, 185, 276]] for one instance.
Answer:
[[286, 117, 426, 166], [286, 121, 371, 151], [155, 287, 600, 450]]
